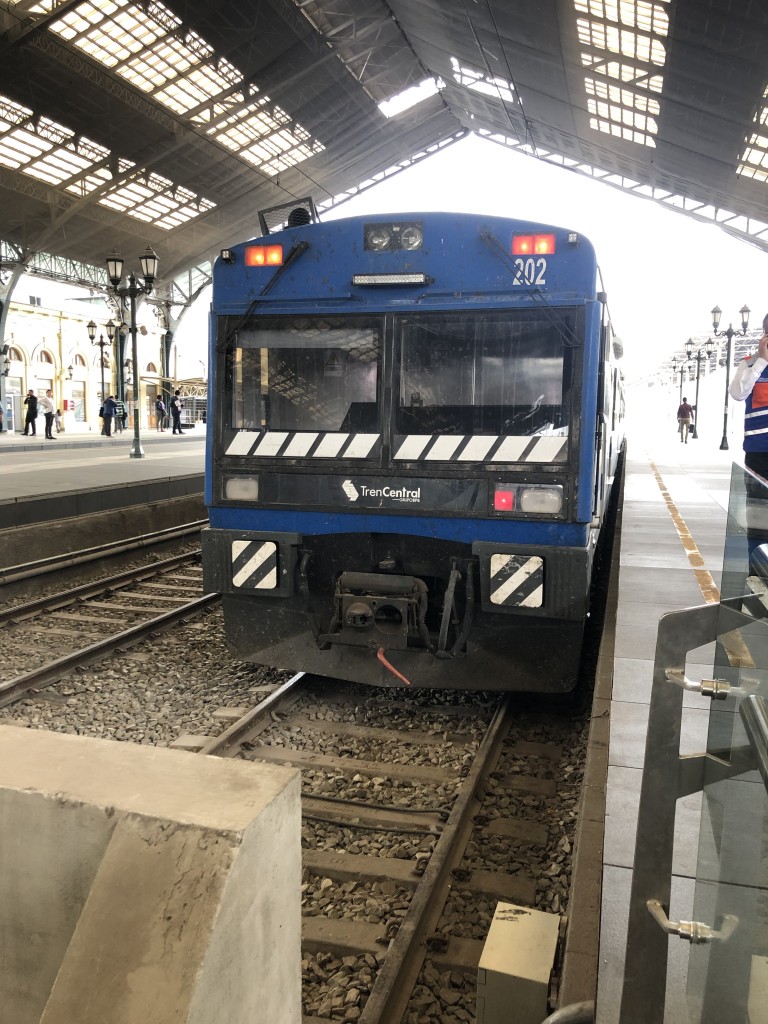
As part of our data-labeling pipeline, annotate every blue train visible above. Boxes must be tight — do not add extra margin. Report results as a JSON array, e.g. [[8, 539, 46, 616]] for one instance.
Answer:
[[201, 203, 624, 690]]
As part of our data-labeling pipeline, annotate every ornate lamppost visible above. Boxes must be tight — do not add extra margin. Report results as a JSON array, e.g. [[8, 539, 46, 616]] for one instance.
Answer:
[[87, 318, 116, 435], [684, 337, 714, 440], [105, 247, 158, 458], [672, 356, 688, 403], [711, 304, 750, 451]]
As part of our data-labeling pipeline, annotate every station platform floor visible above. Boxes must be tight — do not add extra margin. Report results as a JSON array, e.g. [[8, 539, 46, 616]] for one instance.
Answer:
[[0, 426, 206, 531], [0, 414, 748, 1021]]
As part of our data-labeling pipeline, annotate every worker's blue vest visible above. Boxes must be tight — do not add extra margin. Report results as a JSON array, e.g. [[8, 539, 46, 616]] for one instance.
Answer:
[[744, 359, 768, 451]]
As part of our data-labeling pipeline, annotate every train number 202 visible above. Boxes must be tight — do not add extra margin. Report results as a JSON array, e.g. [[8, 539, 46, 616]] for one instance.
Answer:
[[513, 257, 547, 286]]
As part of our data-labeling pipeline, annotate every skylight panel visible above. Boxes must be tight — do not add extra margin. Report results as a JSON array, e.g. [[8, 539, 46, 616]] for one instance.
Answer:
[[207, 99, 324, 175], [0, 89, 214, 226], [378, 78, 441, 118], [738, 88, 768, 182], [450, 58, 516, 104], [40, 0, 325, 177], [99, 171, 215, 227], [574, 0, 667, 147], [580, 55, 662, 92]]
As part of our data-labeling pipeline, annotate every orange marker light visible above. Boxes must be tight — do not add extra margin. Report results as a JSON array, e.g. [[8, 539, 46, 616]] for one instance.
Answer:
[[533, 233, 555, 254], [512, 234, 556, 255], [245, 244, 284, 266]]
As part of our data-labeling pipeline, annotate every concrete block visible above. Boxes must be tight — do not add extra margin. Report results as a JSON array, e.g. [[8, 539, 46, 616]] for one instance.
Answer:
[[477, 902, 560, 1024], [0, 725, 300, 1024]]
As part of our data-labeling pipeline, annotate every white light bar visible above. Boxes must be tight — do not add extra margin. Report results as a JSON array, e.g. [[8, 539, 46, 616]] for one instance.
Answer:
[[352, 273, 429, 286]]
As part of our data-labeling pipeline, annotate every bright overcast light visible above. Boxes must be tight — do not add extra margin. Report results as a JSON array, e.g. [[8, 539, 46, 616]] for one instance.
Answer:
[[321, 134, 768, 381]]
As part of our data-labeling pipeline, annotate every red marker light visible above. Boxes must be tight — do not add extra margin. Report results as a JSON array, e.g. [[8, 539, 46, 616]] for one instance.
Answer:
[[512, 234, 556, 255], [494, 489, 515, 511], [245, 244, 283, 266]]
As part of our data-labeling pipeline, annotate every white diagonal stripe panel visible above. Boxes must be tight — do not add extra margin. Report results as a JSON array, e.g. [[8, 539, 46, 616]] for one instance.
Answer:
[[314, 433, 348, 457], [343, 433, 380, 458], [491, 437, 530, 462], [283, 433, 318, 457], [526, 436, 567, 462], [519, 586, 544, 608], [253, 432, 289, 456], [225, 432, 259, 456], [232, 541, 277, 588], [458, 436, 497, 461], [425, 435, 464, 460], [394, 435, 432, 460]]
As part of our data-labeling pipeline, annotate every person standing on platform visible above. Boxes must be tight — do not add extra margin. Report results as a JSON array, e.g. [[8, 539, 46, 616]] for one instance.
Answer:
[[171, 390, 184, 434], [730, 317, 768, 478], [23, 390, 38, 436], [114, 396, 125, 433], [40, 389, 55, 439], [55, 408, 62, 433], [676, 396, 694, 443], [102, 394, 117, 437], [156, 394, 167, 431], [730, 315, 768, 574]]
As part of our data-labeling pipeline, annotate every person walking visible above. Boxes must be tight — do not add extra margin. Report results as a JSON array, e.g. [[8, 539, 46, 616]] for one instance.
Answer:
[[102, 394, 117, 437], [23, 390, 38, 436], [677, 396, 694, 443], [114, 397, 126, 433], [40, 388, 56, 439], [171, 390, 184, 434], [156, 394, 167, 431]]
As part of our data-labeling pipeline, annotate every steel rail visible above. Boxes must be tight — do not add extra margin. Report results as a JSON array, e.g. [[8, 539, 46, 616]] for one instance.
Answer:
[[197, 671, 307, 756], [0, 551, 202, 625], [358, 694, 513, 1024], [0, 594, 219, 708], [0, 520, 207, 587]]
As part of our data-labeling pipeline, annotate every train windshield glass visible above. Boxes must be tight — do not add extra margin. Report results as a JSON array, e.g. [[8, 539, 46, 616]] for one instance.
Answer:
[[395, 310, 574, 436], [227, 317, 381, 431]]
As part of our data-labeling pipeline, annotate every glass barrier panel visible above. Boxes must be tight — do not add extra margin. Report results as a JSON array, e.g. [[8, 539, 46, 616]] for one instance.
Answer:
[[687, 463, 768, 1023]]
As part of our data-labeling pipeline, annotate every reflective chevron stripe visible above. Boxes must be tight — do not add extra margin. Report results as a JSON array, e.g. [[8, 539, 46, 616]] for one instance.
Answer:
[[232, 540, 278, 589], [225, 431, 380, 458], [394, 434, 567, 463], [225, 431, 566, 463], [489, 554, 544, 607]]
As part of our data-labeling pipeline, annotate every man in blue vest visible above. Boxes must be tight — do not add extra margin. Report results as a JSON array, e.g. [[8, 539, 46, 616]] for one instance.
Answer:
[[730, 315, 768, 574], [730, 315, 768, 479]]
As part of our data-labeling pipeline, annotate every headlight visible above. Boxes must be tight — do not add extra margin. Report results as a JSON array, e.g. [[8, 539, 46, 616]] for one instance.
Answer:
[[364, 225, 392, 251], [225, 476, 259, 500], [519, 486, 563, 514]]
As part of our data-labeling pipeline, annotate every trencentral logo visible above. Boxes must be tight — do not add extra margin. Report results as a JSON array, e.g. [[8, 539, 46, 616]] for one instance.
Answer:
[[342, 479, 422, 504]]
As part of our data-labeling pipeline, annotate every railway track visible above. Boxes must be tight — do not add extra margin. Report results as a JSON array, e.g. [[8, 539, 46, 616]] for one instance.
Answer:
[[0, 552, 217, 708], [198, 674, 585, 1022]]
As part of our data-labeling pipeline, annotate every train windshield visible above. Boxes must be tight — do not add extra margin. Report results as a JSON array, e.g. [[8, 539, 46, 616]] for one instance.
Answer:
[[226, 317, 381, 431], [395, 310, 574, 436]]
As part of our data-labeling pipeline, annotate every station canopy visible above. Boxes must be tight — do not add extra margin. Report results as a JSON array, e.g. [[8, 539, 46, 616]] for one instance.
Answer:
[[0, 0, 767, 305]]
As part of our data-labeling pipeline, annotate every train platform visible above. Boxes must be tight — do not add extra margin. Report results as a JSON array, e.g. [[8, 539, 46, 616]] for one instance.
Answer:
[[0, 427, 206, 532], [0, 411, 762, 1021]]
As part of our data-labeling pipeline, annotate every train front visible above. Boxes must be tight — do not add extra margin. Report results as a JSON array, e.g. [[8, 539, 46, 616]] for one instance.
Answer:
[[202, 210, 612, 690]]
